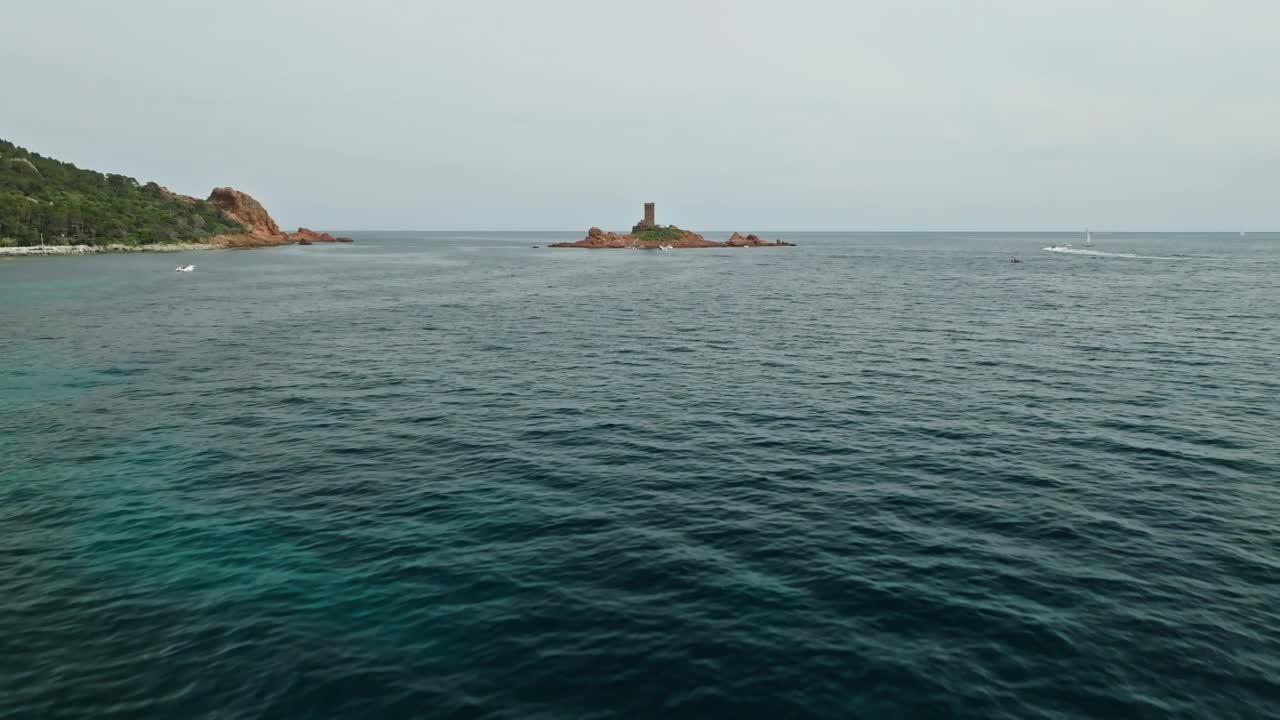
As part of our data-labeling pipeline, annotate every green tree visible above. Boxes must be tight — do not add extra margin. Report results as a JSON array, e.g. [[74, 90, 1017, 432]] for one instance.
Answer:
[[0, 139, 245, 246]]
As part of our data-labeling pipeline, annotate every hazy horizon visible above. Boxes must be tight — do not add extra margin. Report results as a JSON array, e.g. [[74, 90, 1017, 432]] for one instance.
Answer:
[[316, 228, 1273, 235], [5, 1, 1278, 232]]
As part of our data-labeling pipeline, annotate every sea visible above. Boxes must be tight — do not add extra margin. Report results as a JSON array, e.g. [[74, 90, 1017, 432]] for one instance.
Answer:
[[2, 232, 1277, 719]]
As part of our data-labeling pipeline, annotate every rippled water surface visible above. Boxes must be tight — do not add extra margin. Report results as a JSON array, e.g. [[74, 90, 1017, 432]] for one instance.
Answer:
[[2, 232, 1278, 718]]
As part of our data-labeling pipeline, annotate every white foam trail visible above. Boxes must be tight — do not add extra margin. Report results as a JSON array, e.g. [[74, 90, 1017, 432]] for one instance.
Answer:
[[1042, 247, 1177, 260]]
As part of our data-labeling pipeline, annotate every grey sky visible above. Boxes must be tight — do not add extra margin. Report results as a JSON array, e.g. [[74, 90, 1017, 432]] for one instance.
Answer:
[[4, 0, 1277, 230]]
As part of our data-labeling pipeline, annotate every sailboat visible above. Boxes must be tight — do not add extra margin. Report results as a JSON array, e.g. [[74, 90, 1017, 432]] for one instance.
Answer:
[[1083, 229, 1094, 247]]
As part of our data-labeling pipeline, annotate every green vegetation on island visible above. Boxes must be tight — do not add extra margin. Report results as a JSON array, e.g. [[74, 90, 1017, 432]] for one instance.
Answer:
[[630, 225, 688, 243], [0, 139, 243, 247]]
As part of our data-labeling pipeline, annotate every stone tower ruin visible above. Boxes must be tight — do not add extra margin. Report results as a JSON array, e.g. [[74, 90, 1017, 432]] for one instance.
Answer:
[[643, 202, 655, 227]]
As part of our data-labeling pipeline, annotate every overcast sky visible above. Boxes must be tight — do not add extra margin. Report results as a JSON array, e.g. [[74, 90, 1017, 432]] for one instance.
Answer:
[[3, 0, 1277, 230]]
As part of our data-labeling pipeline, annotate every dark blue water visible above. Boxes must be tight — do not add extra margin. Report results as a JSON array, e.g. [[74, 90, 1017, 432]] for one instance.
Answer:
[[2, 232, 1278, 719]]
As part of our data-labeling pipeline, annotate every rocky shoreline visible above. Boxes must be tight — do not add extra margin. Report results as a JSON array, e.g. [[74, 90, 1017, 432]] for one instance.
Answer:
[[0, 243, 220, 257], [0, 235, 349, 258]]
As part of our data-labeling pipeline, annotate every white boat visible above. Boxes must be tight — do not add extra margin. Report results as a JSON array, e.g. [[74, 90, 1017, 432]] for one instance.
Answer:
[[657, 244, 674, 251], [1045, 230, 1091, 252], [175, 264, 195, 272]]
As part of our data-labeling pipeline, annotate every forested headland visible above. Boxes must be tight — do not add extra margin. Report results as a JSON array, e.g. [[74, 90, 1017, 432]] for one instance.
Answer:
[[0, 139, 243, 247]]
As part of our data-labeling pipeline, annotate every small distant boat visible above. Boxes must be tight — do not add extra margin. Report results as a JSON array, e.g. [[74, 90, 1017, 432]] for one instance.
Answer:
[[1083, 229, 1094, 247], [658, 244, 674, 251], [1010, 258, 1022, 264], [175, 264, 195, 272]]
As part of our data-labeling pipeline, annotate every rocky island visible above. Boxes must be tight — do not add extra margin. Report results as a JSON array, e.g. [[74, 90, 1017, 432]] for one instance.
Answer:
[[0, 138, 351, 255], [551, 203, 794, 249]]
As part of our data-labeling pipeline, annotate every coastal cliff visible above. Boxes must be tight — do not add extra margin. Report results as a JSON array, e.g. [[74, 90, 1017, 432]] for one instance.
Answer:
[[207, 187, 280, 240], [206, 188, 353, 247]]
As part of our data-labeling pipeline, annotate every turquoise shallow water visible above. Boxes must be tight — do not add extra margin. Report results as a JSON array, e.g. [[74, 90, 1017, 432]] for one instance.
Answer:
[[2, 232, 1278, 718]]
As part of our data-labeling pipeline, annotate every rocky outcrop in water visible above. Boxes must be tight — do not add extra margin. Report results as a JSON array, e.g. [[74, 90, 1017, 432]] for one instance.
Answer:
[[551, 227, 793, 249], [552, 226, 721, 249], [725, 232, 793, 247], [550, 203, 793, 249], [285, 227, 352, 244], [206, 189, 352, 247]]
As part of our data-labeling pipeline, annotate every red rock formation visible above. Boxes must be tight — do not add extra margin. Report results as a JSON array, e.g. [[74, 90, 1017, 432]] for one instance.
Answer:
[[552, 226, 724, 248], [204, 188, 353, 247], [556, 227, 640, 248], [284, 227, 337, 243], [552, 227, 793, 249], [726, 232, 795, 247], [207, 187, 281, 239], [284, 228, 355, 244], [663, 230, 726, 248]]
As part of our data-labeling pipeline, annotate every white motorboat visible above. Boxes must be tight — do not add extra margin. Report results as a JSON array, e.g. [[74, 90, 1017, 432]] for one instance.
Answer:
[[175, 264, 195, 272]]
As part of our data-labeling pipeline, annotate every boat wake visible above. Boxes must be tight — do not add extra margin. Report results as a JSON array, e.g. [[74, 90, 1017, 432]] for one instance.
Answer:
[[1042, 247, 1178, 260]]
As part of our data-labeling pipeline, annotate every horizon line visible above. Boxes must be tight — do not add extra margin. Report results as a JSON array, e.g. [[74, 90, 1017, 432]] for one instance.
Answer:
[[312, 228, 1275, 234]]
